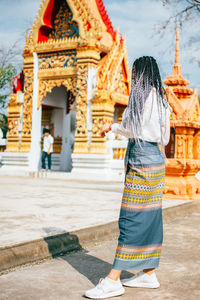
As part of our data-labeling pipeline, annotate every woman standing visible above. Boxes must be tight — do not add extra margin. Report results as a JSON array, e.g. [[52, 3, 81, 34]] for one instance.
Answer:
[[85, 56, 171, 299]]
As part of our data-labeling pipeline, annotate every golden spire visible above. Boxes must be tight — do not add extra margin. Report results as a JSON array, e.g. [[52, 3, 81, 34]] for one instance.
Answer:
[[175, 24, 180, 65], [173, 24, 182, 76], [163, 24, 190, 88]]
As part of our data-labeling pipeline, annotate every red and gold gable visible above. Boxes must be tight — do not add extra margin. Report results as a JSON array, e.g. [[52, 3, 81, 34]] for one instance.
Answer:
[[33, 0, 116, 49]]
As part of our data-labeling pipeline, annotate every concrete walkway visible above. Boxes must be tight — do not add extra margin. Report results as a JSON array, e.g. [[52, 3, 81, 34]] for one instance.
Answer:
[[0, 212, 199, 300], [0, 176, 189, 248]]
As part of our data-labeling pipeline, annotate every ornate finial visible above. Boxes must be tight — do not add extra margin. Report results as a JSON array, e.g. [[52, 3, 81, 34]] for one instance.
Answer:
[[24, 28, 34, 54], [175, 24, 180, 65], [171, 24, 182, 76], [163, 24, 190, 87]]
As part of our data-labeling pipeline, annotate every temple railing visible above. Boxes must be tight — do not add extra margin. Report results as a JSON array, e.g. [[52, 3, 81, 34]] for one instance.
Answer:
[[106, 134, 128, 161], [111, 139, 127, 160]]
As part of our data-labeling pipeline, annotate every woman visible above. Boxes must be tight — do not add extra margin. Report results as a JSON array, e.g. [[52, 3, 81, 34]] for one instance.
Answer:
[[85, 56, 171, 299]]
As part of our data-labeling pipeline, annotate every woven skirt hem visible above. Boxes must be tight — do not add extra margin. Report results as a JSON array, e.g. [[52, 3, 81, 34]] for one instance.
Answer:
[[112, 257, 160, 270]]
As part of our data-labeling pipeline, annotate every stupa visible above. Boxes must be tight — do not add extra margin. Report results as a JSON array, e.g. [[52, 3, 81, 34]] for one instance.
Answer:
[[164, 25, 200, 200]]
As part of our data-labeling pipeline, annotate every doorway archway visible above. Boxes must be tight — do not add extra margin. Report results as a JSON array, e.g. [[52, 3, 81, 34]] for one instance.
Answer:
[[41, 85, 76, 171]]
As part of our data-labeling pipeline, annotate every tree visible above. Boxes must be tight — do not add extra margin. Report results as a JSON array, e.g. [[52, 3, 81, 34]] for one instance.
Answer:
[[156, 0, 200, 66], [160, 0, 200, 27], [0, 42, 20, 138]]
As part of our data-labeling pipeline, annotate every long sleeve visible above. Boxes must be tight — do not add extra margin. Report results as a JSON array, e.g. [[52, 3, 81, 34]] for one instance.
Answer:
[[111, 123, 132, 138], [110, 88, 172, 143], [162, 106, 171, 146]]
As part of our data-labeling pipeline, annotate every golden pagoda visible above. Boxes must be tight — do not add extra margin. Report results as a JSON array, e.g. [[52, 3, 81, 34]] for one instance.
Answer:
[[164, 25, 200, 200], [2, 0, 130, 176]]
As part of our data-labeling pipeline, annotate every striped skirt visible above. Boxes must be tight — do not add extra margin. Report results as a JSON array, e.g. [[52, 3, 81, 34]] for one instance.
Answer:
[[112, 140, 165, 270]]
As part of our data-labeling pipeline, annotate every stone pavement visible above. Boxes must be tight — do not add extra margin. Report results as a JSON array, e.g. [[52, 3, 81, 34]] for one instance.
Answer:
[[0, 212, 199, 300], [0, 176, 189, 248]]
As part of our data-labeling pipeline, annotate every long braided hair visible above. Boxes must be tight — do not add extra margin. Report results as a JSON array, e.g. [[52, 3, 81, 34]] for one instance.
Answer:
[[122, 56, 169, 151]]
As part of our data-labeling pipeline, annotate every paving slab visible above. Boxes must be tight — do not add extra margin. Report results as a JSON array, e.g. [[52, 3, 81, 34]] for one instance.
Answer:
[[0, 212, 199, 300], [0, 176, 190, 248]]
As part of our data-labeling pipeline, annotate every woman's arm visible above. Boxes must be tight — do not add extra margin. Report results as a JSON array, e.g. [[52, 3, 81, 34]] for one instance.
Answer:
[[111, 123, 131, 138]]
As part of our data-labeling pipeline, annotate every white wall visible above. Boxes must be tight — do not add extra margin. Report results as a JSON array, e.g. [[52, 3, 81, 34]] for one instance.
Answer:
[[51, 108, 63, 137], [60, 110, 71, 171], [42, 86, 66, 108]]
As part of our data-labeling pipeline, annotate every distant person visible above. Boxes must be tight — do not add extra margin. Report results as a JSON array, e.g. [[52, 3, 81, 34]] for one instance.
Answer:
[[41, 129, 54, 172], [85, 56, 171, 299]]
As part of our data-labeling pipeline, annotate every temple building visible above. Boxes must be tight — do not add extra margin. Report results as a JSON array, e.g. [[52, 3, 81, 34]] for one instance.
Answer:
[[1, 2, 200, 199], [164, 25, 200, 200], [1, 0, 130, 178]]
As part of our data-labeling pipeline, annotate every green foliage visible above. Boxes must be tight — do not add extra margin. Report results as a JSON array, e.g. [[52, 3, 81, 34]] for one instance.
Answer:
[[0, 64, 16, 106], [0, 114, 8, 138], [0, 63, 17, 135]]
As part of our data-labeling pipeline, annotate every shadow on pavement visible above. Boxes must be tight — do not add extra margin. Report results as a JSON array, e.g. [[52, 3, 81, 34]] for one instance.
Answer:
[[43, 227, 133, 286]]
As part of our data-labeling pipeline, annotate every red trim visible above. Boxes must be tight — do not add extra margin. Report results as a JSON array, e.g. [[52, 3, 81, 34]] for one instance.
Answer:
[[38, 0, 60, 43], [95, 0, 116, 40], [38, 0, 117, 42], [12, 71, 24, 93]]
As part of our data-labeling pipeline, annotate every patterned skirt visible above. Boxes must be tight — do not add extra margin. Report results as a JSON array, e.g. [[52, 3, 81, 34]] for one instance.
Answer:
[[112, 140, 165, 270]]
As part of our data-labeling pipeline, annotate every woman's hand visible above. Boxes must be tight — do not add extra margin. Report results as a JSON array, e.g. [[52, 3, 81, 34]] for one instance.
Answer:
[[101, 122, 113, 137]]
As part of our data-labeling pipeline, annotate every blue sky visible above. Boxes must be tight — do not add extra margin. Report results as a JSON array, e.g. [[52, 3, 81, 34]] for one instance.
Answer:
[[0, 0, 199, 91]]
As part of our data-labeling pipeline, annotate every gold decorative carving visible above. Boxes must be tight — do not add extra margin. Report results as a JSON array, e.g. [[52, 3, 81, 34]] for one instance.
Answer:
[[32, 0, 115, 53], [90, 99, 115, 154], [96, 31, 130, 106], [187, 133, 194, 159], [38, 77, 77, 109], [73, 64, 88, 153], [193, 133, 200, 159], [39, 52, 77, 69], [38, 67, 77, 80], [21, 68, 34, 152], [35, 37, 80, 53], [175, 135, 186, 159], [48, 0, 79, 40], [6, 94, 23, 152], [24, 28, 34, 54], [9, 94, 17, 104]]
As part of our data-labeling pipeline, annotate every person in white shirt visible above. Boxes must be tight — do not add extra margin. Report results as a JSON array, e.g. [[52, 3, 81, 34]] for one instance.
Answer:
[[85, 56, 171, 299], [41, 129, 54, 171]]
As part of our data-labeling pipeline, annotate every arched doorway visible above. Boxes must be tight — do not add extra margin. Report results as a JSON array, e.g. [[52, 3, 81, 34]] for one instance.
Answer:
[[41, 85, 76, 171]]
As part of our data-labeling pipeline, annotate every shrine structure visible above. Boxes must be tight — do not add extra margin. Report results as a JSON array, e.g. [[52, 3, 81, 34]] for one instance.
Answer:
[[2, 0, 131, 177], [164, 25, 200, 200]]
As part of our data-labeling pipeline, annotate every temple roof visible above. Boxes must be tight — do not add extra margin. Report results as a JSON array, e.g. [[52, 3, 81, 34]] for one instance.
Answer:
[[95, 31, 131, 104], [95, 0, 116, 40], [31, 0, 117, 51]]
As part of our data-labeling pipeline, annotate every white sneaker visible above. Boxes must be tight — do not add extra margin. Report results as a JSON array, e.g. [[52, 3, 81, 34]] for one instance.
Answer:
[[121, 271, 160, 289], [85, 277, 125, 299]]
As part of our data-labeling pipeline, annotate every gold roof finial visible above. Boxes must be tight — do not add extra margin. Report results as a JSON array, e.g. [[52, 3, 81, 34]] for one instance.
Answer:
[[172, 24, 182, 76], [175, 24, 180, 65], [163, 24, 190, 87]]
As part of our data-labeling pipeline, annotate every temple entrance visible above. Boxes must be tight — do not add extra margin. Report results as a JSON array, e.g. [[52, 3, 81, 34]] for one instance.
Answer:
[[41, 85, 76, 171]]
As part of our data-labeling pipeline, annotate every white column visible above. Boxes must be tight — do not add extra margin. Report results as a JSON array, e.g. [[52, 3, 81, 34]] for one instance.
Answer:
[[30, 52, 42, 171]]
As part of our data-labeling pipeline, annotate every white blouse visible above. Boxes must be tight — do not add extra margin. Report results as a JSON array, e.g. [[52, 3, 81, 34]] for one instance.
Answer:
[[111, 88, 171, 146]]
